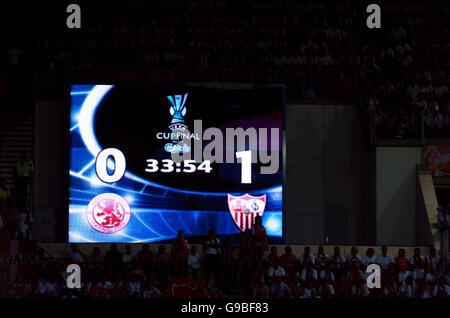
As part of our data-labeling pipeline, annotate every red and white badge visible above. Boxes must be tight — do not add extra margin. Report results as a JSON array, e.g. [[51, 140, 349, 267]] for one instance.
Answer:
[[86, 193, 131, 234], [227, 194, 266, 232]]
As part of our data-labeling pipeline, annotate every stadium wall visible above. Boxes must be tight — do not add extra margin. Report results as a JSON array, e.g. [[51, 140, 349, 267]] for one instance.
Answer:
[[376, 147, 422, 245], [33, 101, 68, 242], [286, 104, 365, 245]]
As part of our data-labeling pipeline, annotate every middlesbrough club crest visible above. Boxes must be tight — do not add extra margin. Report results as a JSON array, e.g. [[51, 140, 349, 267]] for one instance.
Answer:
[[86, 193, 131, 234], [227, 194, 266, 232]]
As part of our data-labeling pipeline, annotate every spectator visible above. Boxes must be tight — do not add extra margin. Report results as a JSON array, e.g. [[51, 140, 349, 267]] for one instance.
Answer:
[[219, 238, 234, 292], [347, 261, 363, 286], [409, 248, 425, 268], [187, 245, 202, 279], [375, 246, 395, 270], [319, 264, 335, 283], [328, 246, 345, 276], [398, 262, 412, 284], [68, 244, 86, 265], [433, 277, 450, 297], [362, 248, 376, 266], [270, 276, 291, 298], [266, 246, 280, 266], [39, 275, 61, 298], [425, 103, 444, 137], [15, 207, 32, 240], [346, 247, 361, 265], [315, 245, 328, 268], [171, 230, 190, 278], [267, 259, 287, 280], [299, 246, 315, 267], [136, 244, 154, 274], [142, 280, 161, 298], [122, 244, 135, 270], [203, 229, 220, 286], [395, 248, 409, 271], [96, 273, 114, 290], [425, 247, 441, 271], [13, 152, 33, 210], [87, 247, 104, 278], [279, 246, 297, 272], [351, 279, 369, 297], [104, 243, 123, 276], [0, 178, 8, 239], [154, 245, 170, 283], [253, 278, 269, 298], [128, 273, 141, 297], [319, 280, 335, 298], [252, 215, 268, 260], [299, 262, 318, 282], [236, 229, 254, 289]]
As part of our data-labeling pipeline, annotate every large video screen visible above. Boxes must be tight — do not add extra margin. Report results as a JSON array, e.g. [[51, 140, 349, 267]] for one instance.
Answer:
[[69, 84, 284, 243]]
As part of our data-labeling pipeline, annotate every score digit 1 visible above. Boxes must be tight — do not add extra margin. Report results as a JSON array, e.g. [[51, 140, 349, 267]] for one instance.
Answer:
[[236, 150, 252, 184], [96, 148, 126, 183]]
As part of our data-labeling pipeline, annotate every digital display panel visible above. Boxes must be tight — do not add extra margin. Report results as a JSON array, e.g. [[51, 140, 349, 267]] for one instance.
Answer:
[[69, 84, 284, 243]]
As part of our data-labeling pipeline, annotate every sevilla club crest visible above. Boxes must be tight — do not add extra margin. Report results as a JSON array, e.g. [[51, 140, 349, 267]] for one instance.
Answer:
[[227, 194, 266, 232]]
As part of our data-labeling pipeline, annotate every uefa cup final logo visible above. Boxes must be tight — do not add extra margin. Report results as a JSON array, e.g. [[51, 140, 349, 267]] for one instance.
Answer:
[[168, 94, 188, 131], [155, 93, 197, 154]]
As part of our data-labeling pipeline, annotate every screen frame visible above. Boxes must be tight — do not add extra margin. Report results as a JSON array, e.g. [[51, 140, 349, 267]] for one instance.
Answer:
[[66, 82, 286, 244]]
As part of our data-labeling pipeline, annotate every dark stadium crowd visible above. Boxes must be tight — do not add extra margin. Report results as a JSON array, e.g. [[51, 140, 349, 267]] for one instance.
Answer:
[[1, 1, 449, 137], [33, 0, 450, 139], [3, 0, 449, 137], [2, 233, 450, 298]]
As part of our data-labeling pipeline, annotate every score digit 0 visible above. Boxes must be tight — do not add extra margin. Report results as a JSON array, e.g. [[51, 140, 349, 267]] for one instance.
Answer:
[[95, 148, 126, 183]]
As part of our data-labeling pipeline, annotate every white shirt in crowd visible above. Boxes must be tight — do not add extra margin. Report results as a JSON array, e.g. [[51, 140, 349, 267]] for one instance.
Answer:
[[299, 254, 315, 265], [320, 270, 335, 281], [426, 112, 444, 128], [123, 253, 135, 264], [205, 238, 220, 255], [143, 287, 162, 298], [17, 212, 32, 234], [69, 251, 85, 263], [268, 266, 286, 278], [188, 252, 202, 270], [399, 283, 416, 298], [319, 284, 335, 296], [433, 284, 450, 297], [412, 268, 425, 280], [301, 288, 312, 298], [425, 255, 440, 270], [97, 280, 114, 290], [300, 268, 318, 281], [315, 253, 329, 265], [409, 255, 424, 266], [80, 282, 92, 294], [375, 253, 395, 270], [129, 281, 141, 296], [362, 255, 376, 265], [270, 282, 291, 297], [398, 271, 412, 284], [346, 254, 361, 263], [39, 281, 59, 295], [351, 284, 369, 296]]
